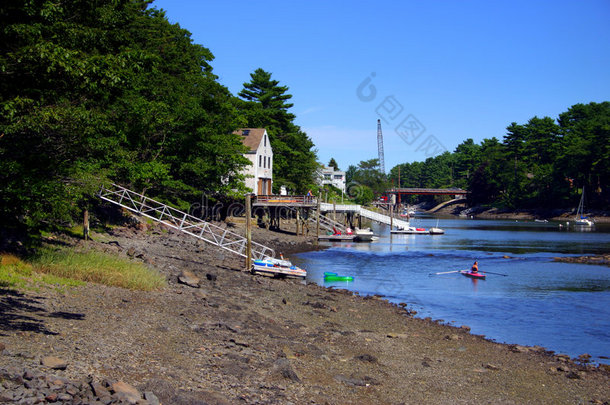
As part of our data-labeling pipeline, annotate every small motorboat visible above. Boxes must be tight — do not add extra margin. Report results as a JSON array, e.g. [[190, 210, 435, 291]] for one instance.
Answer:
[[252, 256, 306, 278], [391, 227, 429, 234], [460, 270, 486, 280], [354, 227, 375, 242]]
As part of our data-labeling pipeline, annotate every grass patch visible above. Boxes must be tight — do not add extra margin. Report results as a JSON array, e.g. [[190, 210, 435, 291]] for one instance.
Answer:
[[0, 252, 84, 291], [1, 248, 166, 291]]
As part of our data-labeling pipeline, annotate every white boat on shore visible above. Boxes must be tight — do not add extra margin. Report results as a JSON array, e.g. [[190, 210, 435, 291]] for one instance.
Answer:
[[251, 256, 307, 278]]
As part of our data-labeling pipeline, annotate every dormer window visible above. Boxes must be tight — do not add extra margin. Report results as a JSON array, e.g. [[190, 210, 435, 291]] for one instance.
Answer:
[[243, 129, 250, 136]]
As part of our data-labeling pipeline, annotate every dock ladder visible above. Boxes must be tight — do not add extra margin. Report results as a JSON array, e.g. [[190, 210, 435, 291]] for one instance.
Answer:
[[98, 184, 275, 261]]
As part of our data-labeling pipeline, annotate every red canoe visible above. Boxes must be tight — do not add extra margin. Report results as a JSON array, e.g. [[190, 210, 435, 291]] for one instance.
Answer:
[[460, 271, 486, 280]]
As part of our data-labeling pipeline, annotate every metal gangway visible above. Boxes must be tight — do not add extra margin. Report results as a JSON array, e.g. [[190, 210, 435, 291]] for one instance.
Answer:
[[319, 203, 410, 230], [98, 184, 275, 261]]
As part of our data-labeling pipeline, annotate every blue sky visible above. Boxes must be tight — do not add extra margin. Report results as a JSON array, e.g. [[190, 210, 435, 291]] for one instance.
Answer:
[[152, 0, 610, 172]]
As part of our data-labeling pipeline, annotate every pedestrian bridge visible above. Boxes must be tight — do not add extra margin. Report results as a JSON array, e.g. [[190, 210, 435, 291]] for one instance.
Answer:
[[319, 203, 410, 230], [387, 188, 467, 196]]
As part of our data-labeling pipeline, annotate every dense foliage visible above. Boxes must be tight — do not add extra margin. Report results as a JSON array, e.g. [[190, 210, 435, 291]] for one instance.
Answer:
[[237, 68, 318, 194], [388, 102, 610, 209], [0, 1, 318, 232], [345, 159, 389, 205]]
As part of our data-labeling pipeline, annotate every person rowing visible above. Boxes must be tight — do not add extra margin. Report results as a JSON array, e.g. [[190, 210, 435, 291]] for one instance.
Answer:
[[471, 261, 479, 273]]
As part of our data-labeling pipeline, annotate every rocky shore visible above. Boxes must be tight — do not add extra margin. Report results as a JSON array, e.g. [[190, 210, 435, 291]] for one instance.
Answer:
[[1, 219, 609, 404], [432, 203, 610, 223]]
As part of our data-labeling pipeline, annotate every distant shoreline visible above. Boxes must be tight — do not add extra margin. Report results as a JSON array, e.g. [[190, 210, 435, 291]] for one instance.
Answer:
[[430, 203, 610, 223]]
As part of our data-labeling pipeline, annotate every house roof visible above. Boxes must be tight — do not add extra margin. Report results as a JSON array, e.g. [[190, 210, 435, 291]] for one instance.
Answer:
[[234, 128, 267, 152]]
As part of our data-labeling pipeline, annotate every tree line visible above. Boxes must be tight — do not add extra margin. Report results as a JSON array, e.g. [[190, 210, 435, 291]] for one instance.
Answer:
[[388, 102, 610, 209], [0, 0, 318, 231]]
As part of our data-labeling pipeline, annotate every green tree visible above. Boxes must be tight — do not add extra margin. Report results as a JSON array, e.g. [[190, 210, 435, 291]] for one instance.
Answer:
[[328, 158, 339, 170], [0, 0, 250, 230]]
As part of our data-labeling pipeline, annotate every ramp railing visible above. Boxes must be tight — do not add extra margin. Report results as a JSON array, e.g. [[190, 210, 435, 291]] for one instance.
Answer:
[[98, 184, 275, 260]]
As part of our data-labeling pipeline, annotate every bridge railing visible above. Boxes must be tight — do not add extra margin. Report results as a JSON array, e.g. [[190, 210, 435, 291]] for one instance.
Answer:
[[253, 195, 317, 206]]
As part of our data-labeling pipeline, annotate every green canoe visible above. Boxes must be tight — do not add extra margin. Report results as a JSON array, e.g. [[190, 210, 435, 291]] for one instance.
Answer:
[[323, 274, 354, 282]]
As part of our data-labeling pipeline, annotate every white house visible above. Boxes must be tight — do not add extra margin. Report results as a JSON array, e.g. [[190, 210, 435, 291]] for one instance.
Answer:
[[234, 128, 273, 195], [318, 166, 346, 193]]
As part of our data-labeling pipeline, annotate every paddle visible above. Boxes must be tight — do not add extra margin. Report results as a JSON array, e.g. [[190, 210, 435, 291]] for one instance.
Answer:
[[481, 271, 508, 277], [429, 269, 467, 276]]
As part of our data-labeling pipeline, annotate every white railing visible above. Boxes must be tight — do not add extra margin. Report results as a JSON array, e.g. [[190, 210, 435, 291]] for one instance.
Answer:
[[318, 203, 409, 230], [98, 184, 275, 261]]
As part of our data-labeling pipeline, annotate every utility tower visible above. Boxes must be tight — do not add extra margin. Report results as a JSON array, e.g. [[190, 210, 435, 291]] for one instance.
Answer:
[[377, 119, 385, 174]]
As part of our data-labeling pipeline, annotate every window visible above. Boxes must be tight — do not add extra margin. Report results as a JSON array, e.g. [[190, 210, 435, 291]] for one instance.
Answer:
[[324, 174, 331, 180], [264, 134, 266, 147], [259, 155, 262, 167], [243, 129, 250, 136], [334, 175, 343, 179]]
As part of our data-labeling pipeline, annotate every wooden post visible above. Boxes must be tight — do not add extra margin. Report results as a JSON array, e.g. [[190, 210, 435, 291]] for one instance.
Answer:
[[315, 193, 321, 244], [296, 208, 300, 236], [83, 209, 90, 241], [245, 194, 252, 270], [333, 202, 336, 222]]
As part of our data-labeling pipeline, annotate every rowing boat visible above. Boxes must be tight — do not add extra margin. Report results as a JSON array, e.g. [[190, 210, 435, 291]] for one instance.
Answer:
[[460, 270, 485, 280], [323, 274, 354, 282]]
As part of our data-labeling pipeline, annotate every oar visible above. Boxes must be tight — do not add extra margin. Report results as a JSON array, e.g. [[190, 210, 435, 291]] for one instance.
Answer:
[[429, 269, 467, 276], [481, 271, 508, 277]]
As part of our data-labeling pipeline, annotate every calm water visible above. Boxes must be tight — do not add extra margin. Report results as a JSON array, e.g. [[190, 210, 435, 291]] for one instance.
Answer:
[[292, 217, 610, 364]]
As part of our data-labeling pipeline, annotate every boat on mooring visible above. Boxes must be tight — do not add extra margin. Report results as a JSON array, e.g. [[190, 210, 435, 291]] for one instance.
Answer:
[[354, 227, 375, 241], [391, 226, 429, 234]]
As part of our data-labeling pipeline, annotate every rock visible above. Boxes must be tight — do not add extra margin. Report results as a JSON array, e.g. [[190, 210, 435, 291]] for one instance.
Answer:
[[511, 345, 530, 353], [556, 353, 571, 362], [354, 354, 377, 363], [206, 273, 217, 281], [90, 381, 111, 398], [178, 270, 200, 288], [334, 374, 380, 387], [460, 325, 471, 331], [144, 391, 161, 405], [446, 334, 460, 341], [484, 363, 500, 371], [127, 247, 136, 257], [565, 371, 581, 379], [272, 358, 301, 382], [41, 356, 68, 370], [111, 381, 142, 404]]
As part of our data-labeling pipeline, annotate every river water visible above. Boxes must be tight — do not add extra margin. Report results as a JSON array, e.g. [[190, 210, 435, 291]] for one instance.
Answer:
[[292, 216, 610, 364]]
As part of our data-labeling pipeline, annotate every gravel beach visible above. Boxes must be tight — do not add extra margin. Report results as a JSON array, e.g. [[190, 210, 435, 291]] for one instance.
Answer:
[[1, 219, 608, 404]]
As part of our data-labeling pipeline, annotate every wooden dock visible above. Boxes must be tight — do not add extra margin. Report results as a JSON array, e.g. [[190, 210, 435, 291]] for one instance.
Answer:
[[317, 234, 356, 242]]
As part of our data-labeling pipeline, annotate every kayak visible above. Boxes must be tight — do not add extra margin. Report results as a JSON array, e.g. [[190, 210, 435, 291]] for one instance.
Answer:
[[324, 274, 354, 282], [460, 271, 486, 280], [324, 272, 338, 276]]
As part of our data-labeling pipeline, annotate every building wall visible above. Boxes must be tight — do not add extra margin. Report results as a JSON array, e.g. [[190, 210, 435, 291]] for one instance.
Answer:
[[244, 131, 273, 195], [318, 167, 346, 192]]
